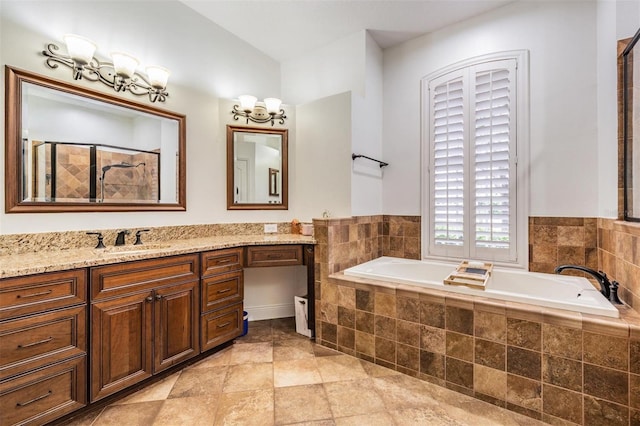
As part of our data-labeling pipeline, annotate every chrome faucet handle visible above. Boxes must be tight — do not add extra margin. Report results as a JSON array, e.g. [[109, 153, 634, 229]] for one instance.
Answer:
[[134, 229, 150, 245], [86, 232, 106, 249]]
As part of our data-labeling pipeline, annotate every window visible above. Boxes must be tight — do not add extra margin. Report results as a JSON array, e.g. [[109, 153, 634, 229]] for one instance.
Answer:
[[422, 51, 528, 267]]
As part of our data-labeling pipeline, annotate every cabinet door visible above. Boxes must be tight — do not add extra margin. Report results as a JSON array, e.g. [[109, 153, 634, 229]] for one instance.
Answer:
[[90, 292, 153, 402], [154, 281, 199, 373]]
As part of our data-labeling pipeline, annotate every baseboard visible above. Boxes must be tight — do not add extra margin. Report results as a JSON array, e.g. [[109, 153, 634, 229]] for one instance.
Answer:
[[245, 303, 295, 321]]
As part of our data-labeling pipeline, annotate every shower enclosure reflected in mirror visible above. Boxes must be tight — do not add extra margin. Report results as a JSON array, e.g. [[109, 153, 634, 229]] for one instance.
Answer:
[[227, 125, 288, 210], [5, 66, 186, 212], [622, 28, 640, 222]]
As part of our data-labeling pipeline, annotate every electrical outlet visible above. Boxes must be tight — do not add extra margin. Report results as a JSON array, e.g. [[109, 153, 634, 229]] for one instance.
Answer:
[[264, 223, 277, 233]]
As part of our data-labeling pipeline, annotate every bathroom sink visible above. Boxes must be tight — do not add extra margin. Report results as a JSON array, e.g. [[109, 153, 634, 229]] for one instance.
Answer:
[[99, 243, 172, 255]]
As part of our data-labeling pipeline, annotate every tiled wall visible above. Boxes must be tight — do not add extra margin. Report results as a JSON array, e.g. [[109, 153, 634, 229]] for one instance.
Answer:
[[381, 215, 421, 259], [528, 217, 598, 274], [323, 274, 640, 425], [599, 219, 640, 312]]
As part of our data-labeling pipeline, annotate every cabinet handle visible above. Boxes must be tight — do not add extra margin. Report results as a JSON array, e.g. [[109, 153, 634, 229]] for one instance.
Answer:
[[16, 390, 52, 407], [216, 259, 232, 264], [145, 296, 153, 302], [17, 337, 53, 349], [17, 290, 52, 299], [217, 322, 231, 328], [156, 294, 163, 300], [216, 288, 232, 294]]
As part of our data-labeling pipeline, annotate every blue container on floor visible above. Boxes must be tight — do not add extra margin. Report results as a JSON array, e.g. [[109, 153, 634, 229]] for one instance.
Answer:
[[241, 311, 248, 336]]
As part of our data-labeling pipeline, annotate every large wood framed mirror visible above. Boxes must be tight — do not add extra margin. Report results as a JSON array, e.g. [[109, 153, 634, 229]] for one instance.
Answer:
[[5, 66, 186, 213], [227, 125, 288, 210], [622, 28, 640, 222]]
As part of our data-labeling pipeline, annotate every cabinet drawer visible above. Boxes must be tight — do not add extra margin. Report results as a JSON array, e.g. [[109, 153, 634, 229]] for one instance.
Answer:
[[0, 306, 86, 381], [0, 270, 86, 321], [245, 245, 303, 267], [0, 356, 86, 426], [201, 303, 242, 352], [201, 271, 243, 313], [201, 248, 243, 276], [91, 254, 199, 300]]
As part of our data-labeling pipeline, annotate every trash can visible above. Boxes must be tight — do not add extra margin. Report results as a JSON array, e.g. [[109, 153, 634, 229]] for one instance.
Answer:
[[294, 295, 312, 338], [241, 311, 248, 336]]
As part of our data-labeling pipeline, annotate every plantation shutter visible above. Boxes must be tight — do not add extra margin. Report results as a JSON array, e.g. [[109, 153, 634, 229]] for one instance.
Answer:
[[426, 58, 517, 262], [471, 60, 517, 261], [432, 75, 466, 249]]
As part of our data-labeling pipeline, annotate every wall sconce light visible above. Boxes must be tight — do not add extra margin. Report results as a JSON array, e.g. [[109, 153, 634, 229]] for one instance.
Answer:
[[232, 95, 287, 126], [42, 34, 170, 103]]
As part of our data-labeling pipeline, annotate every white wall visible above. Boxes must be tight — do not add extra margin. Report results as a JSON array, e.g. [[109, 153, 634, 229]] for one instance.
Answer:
[[295, 92, 352, 221], [281, 31, 365, 106], [351, 32, 384, 216], [383, 0, 602, 218], [0, 1, 286, 234]]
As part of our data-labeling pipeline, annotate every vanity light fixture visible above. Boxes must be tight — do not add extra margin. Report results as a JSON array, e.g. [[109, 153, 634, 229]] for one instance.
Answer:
[[232, 95, 287, 126], [42, 34, 170, 103]]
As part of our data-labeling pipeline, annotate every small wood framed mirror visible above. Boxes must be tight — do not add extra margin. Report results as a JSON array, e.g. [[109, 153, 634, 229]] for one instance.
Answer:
[[227, 125, 288, 210]]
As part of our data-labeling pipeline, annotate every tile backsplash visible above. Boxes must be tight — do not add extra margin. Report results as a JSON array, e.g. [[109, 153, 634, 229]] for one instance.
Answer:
[[599, 218, 640, 312], [528, 217, 598, 274]]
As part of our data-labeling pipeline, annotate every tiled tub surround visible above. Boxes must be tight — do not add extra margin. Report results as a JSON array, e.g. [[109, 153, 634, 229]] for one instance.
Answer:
[[599, 219, 640, 312], [312, 215, 640, 425], [528, 217, 598, 275], [322, 272, 640, 425]]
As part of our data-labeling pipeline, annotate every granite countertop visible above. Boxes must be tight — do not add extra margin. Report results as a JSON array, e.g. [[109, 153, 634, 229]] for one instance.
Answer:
[[0, 234, 315, 279]]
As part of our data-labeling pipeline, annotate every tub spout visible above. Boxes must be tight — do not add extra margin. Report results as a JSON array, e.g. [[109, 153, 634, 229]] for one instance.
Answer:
[[554, 265, 610, 299]]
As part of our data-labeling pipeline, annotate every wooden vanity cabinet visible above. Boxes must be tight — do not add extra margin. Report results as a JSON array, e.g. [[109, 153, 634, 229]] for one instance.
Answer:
[[200, 248, 243, 352], [89, 254, 199, 402], [0, 269, 87, 426]]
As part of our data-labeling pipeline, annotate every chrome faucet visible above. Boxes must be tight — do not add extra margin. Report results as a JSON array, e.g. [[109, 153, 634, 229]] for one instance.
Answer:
[[115, 230, 130, 246], [554, 265, 612, 300]]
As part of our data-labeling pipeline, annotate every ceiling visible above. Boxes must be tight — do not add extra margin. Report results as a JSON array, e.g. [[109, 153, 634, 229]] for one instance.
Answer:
[[180, 0, 515, 63]]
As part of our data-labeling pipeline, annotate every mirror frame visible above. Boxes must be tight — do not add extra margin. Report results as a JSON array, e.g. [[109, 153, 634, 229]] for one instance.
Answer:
[[622, 29, 640, 222], [226, 125, 288, 210], [4, 65, 186, 213]]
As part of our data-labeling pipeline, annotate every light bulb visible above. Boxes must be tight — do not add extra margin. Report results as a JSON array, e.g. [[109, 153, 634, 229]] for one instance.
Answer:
[[111, 52, 139, 78], [264, 98, 282, 114], [146, 66, 170, 89], [63, 34, 96, 66]]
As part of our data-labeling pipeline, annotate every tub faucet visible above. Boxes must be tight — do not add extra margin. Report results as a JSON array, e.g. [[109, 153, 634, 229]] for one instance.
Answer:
[[115, 230, 130, 246], [554, 265, 611, 299]]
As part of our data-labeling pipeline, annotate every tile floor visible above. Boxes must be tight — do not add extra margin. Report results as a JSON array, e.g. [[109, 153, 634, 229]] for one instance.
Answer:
[[66, 318, 544, 426]]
